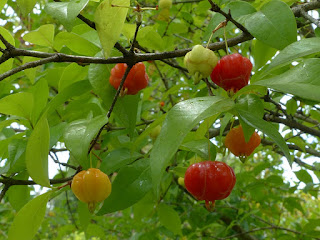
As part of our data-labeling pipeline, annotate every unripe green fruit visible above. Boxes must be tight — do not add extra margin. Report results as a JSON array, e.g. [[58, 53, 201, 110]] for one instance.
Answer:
[[159, 0, 172, 9], [178, 177, 185, 187], [184, 45, 218, 84], [150, 125, 161, 140]]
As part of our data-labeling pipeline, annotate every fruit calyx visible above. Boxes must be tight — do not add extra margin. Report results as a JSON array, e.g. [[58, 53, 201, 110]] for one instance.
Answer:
[[184, 45, 218, 84], [210, 53, 252, 92], [109, 62, 149, 95], [225, 125, 261, 159], [71, 168, 112, 213], [184, 161, 236, 211]]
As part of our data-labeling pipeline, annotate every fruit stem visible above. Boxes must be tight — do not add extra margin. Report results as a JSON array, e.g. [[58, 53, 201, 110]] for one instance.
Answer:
[[206, 20, 228, 49], [205, 200, 215, 212]]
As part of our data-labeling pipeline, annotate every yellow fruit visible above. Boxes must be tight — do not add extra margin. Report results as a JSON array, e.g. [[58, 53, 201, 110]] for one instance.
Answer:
[[178, 177, 185, 187], [71, 168, 111, 212]]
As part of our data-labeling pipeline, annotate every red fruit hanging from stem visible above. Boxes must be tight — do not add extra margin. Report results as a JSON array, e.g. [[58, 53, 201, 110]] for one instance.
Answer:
[[109, 62, 149, 95], [210, 53, 252, 92], [184, 161, 236, 211]]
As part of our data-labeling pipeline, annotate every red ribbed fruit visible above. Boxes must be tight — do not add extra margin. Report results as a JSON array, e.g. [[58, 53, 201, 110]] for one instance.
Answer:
[[184, 161, 236, 210]]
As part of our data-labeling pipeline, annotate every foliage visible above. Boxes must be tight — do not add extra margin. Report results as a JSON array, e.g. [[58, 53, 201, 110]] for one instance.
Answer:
[[0, 0, 320, 239]]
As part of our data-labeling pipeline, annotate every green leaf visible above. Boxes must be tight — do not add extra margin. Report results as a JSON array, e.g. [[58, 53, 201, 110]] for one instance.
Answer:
[[237, 109, 292, 165], [23, 24, 55, 47], [77, 201, 91, 231], [100, 148, 142, 174], [150, 96, 234, 197], [133, 192, 155, 221], [7, 171, 30, 211], [0, 27, 14, 77], [244, 0, 296, 50], [137, 26, 165, 51], [158, 203, 182, 236], [44, 2, 74, 31], [236, 94, 265, 142], [46, 80, 92, 115], [26, 116, 50, 187], [88, 55, 114, 109], [0, 92, 34, 120], [180, 139, 216, 161], [97, 158, 151, 215], [265, 38, 320, 74], [59, 63, 88, 91], [67, 0, 89, 21], [94, 0, 129, 58], [30, 79, 49, 125], [286, 98, 298, 116], [203, 1, 256, 41], [295, 170, 313, 184], [64, 115, 108, 168], [114, 94, 140, 138], [16, 0, 37, 16], [0, 0, 7, 12], [8, 191, 52, 240], [252, 39, 277, 71], [284, 197, 304, 213], [254, 59, 320, 102], [54, 32, 100, 56]]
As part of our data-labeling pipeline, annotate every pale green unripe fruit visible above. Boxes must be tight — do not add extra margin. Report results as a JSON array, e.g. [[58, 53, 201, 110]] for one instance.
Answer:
[[184, 45, 218, 84], [159, 0, 172, 9]]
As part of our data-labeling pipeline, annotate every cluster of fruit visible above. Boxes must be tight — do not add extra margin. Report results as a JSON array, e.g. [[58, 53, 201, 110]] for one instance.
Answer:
[[184, 45, 253, 92], [184, 125, 261, 210]]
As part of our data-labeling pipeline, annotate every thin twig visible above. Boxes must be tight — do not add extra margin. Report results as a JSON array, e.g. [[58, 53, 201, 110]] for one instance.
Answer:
[[300, 8, 320, 28]]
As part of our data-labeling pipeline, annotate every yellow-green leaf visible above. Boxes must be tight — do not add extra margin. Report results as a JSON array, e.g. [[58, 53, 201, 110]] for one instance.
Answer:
[[94, 0, 129, 58], [26, 116, 50, 187]]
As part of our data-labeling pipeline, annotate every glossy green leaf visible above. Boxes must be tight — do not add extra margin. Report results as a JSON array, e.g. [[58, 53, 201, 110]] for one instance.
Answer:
[[114, 94, 140, 138], [244, 0, 296, 49], [8, 139, 27, 174], [203, 1, 256, 41], [180, 139, 216, 161], [158, 203, 182, 236], [23, 24, 54, 47], [100, 148, 142, 174], [54, 32, 100, 56], [237, 109, 291, 165], [0, 92, 33, 120], [0, 0, 7, 11], [97, 158, 151, 215], [265, 38, 320, 74], [150, 96, 234, 197], [59, 63, 88, 91], [77, 201, 91, 231], [94, 0, 129, 58], [64, 115, 108, 168], [44, 2, 74, 31], [17, 0, 37, 16], [26, 116, 50, 187], [254, 59, 320, 102], [236, 94, 265, 142], [133, 192, 155, 221], [8, 191, 52, 240], [137, 26, 164, 51]]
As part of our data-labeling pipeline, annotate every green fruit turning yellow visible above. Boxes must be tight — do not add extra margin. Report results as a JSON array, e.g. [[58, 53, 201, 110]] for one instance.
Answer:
[[150, 125, 161, 140], [184, 45, 218, 84], [159, 0, 172, 9]]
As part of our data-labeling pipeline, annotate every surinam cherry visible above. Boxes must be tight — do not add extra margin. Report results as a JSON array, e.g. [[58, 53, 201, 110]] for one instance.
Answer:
[[184, 161, 236, 211], [184, 45, 219, 84], [109, 62, 149, 95], [210, 53, 252, 92], [71, 168, 112, 213]]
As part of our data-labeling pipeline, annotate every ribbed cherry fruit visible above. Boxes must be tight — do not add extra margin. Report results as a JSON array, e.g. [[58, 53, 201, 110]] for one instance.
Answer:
[[225, 125, 261, 159], [71, 168, 112, 212], [184, 161, 236, 210], [109, 62, 149, 95], [210, 53, 252, 92]]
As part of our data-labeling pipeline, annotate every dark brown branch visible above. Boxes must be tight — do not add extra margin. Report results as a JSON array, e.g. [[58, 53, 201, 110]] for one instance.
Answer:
[[0, 175, 74, 186], [300, 8, 320, 28], [0, 184, 10, 202]]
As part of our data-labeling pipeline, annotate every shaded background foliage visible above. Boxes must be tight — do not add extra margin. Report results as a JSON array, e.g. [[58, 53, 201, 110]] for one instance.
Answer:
[[0, 0, 320, 239]]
